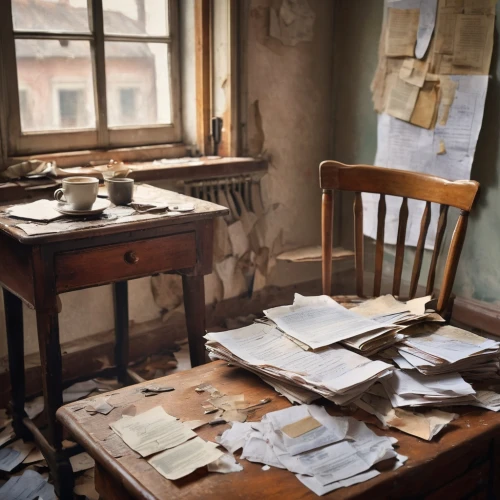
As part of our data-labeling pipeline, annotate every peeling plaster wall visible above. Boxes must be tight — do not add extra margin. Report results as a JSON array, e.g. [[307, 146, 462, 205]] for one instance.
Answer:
[[332, 0, 500, 306], [243, 0, 335, 287]]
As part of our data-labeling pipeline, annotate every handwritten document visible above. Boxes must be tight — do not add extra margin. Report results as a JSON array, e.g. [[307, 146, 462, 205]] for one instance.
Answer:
[[110, 406, 196, 457]]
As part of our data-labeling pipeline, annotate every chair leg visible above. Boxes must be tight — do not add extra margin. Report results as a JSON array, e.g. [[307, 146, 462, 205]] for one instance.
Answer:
[[182, 274, 206, 368], [3, 289, 30, 440], [113, 281, 129, 385]]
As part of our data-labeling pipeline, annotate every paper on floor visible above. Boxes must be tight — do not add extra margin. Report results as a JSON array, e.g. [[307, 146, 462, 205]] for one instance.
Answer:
[[0, 469, 56, 500], [70, 452, 95, 473], [148, 437, 223, 480], [0, 439, 34, 472], [110, 406, 196, 457]]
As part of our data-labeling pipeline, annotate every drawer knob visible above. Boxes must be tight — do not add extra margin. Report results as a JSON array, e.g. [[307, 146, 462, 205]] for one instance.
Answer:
[[124, 251, 139, 264]]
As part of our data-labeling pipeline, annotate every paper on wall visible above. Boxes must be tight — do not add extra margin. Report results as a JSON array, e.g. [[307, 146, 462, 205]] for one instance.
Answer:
[[410, 79, 440, 129], [385, 8, 420, 56], [385, 76, 420, 121], [415, 0, 439, 58]]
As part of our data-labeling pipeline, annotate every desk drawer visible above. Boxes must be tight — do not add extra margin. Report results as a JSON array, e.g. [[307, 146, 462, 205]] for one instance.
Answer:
[[55, 232, 196, 292]]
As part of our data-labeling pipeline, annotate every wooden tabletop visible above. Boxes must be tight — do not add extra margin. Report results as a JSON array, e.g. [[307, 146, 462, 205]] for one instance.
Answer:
[[0, 185, 228, 244], [57, 361, 500, 499]]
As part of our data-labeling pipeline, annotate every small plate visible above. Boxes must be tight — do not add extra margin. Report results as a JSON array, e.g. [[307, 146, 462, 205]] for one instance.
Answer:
[[55, 198, 110, 216]]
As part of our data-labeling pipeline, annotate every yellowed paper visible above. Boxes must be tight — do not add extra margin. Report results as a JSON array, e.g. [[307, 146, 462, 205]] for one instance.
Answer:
[[410, 80, 440, 129], [437, 139, 447, 154], [281, 416, 322, 438], [435, 10, 458, 54], [385, 8, 420, 57], [399, 58, 429, 88], [438, 76, 458, 125], [452, 14, 494, 71], [464, 0, 497, 14], [148, 437, 223, 480], [277, 246, 354, 263], [386, 76, 420, 122]]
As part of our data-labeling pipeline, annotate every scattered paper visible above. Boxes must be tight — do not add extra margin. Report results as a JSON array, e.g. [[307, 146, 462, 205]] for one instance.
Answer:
[[23, 448, 44, 465], [25, 396, 44, 420], [63, 380, 98, 403], [6, 200, 63, 222], [148, 437, 223, 480], [0, 469, 56, 500], [0, 439, 34, 472], [183, 420, 207, 430], [207, 452, 243, 473], [281, 416, 322, 438], [69, 452, 95, 473], [110, 406, 196, 457], [86, 397, 114, 415]]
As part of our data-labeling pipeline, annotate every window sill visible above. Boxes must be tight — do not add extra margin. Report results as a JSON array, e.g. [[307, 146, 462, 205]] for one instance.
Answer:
[[0, 156, 268, 203]]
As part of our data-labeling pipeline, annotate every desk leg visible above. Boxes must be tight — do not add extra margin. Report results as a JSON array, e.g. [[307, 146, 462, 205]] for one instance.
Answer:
[[36, 307, 74, 498], [3, 289, 30, 440], [113, 281, 129, 384], [182, 274, 206, 367]]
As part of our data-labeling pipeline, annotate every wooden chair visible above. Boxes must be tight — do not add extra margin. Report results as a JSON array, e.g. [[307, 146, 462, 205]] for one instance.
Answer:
[[320, 161, 479, 314]]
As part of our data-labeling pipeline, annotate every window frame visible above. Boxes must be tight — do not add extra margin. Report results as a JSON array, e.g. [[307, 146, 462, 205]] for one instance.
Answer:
[[0, 0, 181, 158]]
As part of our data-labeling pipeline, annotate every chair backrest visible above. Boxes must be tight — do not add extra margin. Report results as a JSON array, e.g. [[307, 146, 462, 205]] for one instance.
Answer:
[[320, 161, 479, 313]]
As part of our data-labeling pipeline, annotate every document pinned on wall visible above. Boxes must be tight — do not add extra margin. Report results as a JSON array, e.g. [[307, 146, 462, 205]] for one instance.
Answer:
[[368, 0, 494, 248]]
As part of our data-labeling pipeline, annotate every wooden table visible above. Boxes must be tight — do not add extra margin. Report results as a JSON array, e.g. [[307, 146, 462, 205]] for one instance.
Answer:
[[0, 186, 228, 498], [57, 360, 500, 500]]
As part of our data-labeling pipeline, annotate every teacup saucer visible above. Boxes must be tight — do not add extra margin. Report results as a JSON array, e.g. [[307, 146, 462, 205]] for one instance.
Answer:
[[55, 198, 110, 216]]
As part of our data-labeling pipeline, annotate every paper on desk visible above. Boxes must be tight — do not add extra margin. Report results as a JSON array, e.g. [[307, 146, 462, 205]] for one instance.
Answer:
[[282, 416, 321, 438], [385, 8, 420, 56], [297, 469, 380, 496], [355, 391, 457, 440], [207, 452, 243, 473], [63, 380, 98, 403], [0, 469, 56, 500], [258, 374, 321, 405], [0, 439, 34, 472], [148, 437, 224, 480], [217, 422, 254, 453], [110, 406, 196, 457], [70, 452, 95, 473], [6, 200, 63, 222], [264, 294, 394, 350], [241, 434, 286, 469], [471, 390, 500, 411], [205, 323, 393, 400]]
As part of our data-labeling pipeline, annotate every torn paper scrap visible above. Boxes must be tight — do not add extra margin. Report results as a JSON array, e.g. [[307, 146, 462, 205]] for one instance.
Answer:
[[86, 397, 114, 415], [399, 58, 429, 88], [63, 380, 98, 403], [207, 452, 243, 474], [110, 406, 196, 457], [23, 448, 44, 465], [148, 437, 223, 480], [281, 416, 322, 438], [385, 8, 420, 57], [410, 80, 440, 129], [415, 0, 438, 59], [217, 422, 254, 453], [70, 452, 95, 473]]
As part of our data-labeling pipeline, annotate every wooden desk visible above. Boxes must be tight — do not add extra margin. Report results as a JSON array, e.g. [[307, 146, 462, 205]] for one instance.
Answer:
[[57, 361, 500, 500], [0, 187, 227, 498]]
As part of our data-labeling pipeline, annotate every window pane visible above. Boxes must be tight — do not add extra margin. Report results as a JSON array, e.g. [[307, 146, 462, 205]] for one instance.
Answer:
[[105, 42, 171, 127], [15, 39, 96, 132], [103, 0, 168, 36], [12, 0, 90, 33]]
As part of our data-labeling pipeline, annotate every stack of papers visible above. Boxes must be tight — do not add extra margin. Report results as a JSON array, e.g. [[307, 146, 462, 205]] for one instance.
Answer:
[[205, 323, 394, 405], [392, 325, 500, 378], [381, 370, 476, 408], [218, 404, 406, 496], [351, 294, 444, 329], [264, 294, 402, 355]]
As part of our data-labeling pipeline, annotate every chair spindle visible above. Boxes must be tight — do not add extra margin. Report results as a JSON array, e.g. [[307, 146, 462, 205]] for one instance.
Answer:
[[354, 192, 364, 297], [373, 194, 386, 296], [392, 197, 408, 297], [322, 189, 334, 296], [409, 201, 431, 299], [426, 204, 449, 296]]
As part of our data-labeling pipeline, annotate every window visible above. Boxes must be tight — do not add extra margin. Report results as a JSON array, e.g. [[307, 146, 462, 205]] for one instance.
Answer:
[[0, 0, 180, 157]]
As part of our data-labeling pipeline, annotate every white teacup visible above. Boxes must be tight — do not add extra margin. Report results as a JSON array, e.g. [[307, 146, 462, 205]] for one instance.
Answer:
[[54, 177, 99, 210]]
